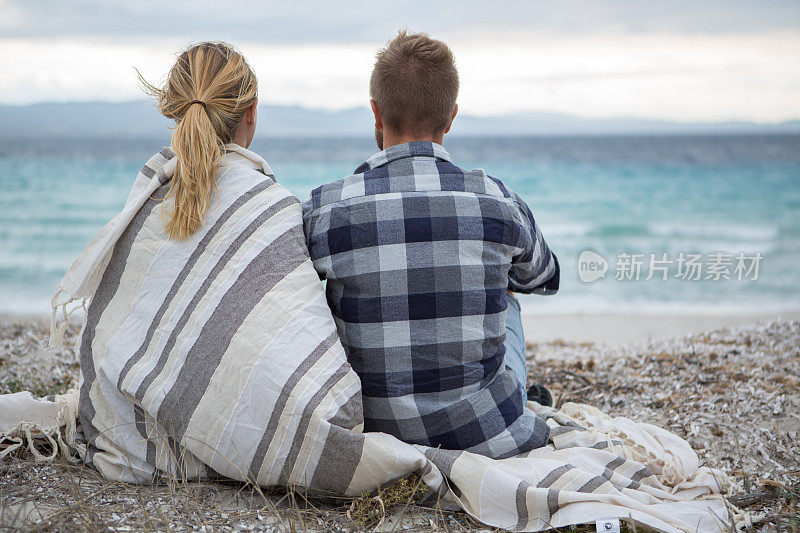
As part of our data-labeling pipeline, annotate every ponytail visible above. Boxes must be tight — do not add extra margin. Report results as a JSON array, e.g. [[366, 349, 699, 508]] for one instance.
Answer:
[[166, 103, 223, 239], [137, 42, 258, 240]]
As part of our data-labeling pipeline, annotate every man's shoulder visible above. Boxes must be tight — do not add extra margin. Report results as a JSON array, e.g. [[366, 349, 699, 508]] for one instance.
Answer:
[[303, 171, 368, 214], [304, 161, 519, 215]]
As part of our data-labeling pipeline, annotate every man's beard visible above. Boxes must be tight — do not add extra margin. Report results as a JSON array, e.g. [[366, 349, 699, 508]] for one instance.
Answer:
[[374, 128, 383, 150]]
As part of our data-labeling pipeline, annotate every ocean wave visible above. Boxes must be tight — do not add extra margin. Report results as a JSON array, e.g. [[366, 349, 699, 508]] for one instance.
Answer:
[[542, 223, 593, 238], [648, 223, 778, 242], [565, 221, 780, 242]]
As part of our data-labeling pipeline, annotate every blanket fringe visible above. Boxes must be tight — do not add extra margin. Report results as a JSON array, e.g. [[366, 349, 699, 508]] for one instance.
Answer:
[[0, 388, 84, 463], [49, 291, 87, 351], [559, 403, 698, 488]]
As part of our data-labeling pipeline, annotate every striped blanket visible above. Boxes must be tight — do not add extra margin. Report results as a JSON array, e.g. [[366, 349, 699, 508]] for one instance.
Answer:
[[0, 146, 734, 532]]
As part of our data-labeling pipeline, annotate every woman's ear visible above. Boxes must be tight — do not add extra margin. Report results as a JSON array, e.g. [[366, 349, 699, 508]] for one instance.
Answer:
[[248, 98, 259, 126]]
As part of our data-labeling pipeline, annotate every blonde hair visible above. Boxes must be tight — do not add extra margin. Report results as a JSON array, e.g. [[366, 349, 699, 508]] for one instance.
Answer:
[[138, 42, 258, 240], [369, 31, 458, 135]]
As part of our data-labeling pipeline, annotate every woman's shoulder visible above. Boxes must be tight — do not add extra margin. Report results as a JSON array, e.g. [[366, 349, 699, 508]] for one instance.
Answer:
[[219, 148, 299, 201], [216, 161, 302, 226], [138, 147, 176, 184]]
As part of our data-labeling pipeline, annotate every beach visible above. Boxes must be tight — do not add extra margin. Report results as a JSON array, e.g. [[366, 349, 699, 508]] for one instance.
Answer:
[[4, 308, 800, 344], [2, 312, 798, 531], [522, 309, 800, 344]]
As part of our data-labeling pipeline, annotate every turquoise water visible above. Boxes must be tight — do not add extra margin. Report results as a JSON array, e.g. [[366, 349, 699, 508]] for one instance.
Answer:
[[1, 135, 799, 314]]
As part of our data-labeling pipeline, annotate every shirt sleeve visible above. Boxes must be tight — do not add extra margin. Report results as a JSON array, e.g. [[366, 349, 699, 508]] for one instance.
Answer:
[[508, 195, 560, 295], [301, 197, 327, 281]]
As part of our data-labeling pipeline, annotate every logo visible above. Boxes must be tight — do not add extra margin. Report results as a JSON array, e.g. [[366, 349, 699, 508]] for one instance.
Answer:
[[594, 518, 621, 533], [578, 250, 608, 283]]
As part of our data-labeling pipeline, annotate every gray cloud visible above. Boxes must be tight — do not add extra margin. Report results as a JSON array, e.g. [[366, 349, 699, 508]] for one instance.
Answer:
[[514, 67, 707, 85], [2, 0, 799, 43]]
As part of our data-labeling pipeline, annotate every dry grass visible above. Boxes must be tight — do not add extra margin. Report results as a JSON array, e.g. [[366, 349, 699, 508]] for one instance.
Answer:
[[2, 317, 799, 531], [0, 451, 488, 532], [530, 318, 800, 532]]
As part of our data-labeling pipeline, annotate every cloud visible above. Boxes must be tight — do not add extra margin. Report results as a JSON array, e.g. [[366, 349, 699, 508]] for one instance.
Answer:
[[2, 31, 800, 123], [1, 9, 799, 123], [2, 0, 799, 41], [450, 31, 800, 122]]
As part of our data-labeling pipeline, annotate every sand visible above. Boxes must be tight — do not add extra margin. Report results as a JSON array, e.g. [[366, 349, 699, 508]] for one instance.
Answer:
[[1, 313, 799, 531], [6, 308, 800, 346], [522, 309, 800, 344]]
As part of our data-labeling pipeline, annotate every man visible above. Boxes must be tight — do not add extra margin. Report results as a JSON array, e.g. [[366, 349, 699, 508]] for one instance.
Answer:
[[302, 31, 559, 459]]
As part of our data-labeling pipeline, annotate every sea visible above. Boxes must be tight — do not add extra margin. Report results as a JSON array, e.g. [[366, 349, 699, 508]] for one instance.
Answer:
[[1, 134, 799, 315]]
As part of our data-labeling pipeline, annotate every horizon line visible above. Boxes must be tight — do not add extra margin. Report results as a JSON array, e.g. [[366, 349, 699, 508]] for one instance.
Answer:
[[2, 99, 800, 127]]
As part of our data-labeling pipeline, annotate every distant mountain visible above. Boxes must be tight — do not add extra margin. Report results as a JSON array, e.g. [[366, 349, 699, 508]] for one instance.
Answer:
[[458, 113, 800, 136], [1, 101, 798, 138]]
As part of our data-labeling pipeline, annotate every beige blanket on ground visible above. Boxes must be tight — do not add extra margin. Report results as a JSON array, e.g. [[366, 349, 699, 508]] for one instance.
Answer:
[[0, 146, 733, 532]]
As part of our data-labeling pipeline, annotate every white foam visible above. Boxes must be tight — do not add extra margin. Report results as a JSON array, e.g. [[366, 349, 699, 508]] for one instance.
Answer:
[[648, 223, 779, 242]]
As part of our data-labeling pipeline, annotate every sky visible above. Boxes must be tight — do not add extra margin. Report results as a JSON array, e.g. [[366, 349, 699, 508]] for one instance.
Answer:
[[1, 0, 800, 123]]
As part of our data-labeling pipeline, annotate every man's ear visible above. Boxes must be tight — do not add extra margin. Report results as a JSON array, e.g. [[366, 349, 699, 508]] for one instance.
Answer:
[[370, 99, 384, 130], [443, 103, 458, 134]]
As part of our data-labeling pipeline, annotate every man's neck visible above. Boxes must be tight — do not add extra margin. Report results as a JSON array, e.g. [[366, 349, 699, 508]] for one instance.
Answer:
[[381, 131, 444, 150]]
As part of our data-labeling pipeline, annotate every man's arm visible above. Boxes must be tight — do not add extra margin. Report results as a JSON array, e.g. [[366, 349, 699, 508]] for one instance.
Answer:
[[301, 198, 327, 281], [508, 196, 560, 295]]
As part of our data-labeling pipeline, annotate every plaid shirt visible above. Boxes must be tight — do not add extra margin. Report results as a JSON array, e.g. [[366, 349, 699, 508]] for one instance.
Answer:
[[302, 142, 559, 459]]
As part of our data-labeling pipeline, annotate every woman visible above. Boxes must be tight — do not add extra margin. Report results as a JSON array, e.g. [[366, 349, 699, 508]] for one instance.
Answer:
[[55, 42, 372, 488]]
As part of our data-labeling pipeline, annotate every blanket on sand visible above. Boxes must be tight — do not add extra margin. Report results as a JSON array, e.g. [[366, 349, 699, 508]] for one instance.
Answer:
[[1, 147, 733, 532]]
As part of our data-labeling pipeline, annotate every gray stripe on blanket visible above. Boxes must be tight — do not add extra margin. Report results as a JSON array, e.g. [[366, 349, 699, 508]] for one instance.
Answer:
[[309, 391, 366, 492], [133, 195, 299, 401], [277, 362, 354, 486], [577, 475, 609, 493], [141, 165, 157, 179], [133, 404, 157, 469], [602, 457, 627, 486], [514, 481, 532, 531], [138, 149, 174, 183], [156, 227, 309, 442], [117, 180, 276, 389], [630, 466, 654, 483], [424, 448, 462, 477], [605, 456, 626, 471], [79, 186, 167, 450], [247, 331, 339, 481], [547, 489, 560, 519], [626, 466, 654, 490], [327, 389, 363, 430], [591, 439, 622, 450], [549, 426, 581, 437], [537, 464, 575, 489]]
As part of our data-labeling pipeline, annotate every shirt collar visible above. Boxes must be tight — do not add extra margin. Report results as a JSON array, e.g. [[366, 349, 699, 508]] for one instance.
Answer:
[[355, 141, 452, 173]]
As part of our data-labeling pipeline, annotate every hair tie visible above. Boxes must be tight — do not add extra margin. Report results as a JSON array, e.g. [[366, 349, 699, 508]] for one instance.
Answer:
[[189, 100, 207, 109]]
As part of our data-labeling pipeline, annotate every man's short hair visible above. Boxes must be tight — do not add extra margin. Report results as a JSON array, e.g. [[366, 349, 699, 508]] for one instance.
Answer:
[[370, 30, 459, 135]]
